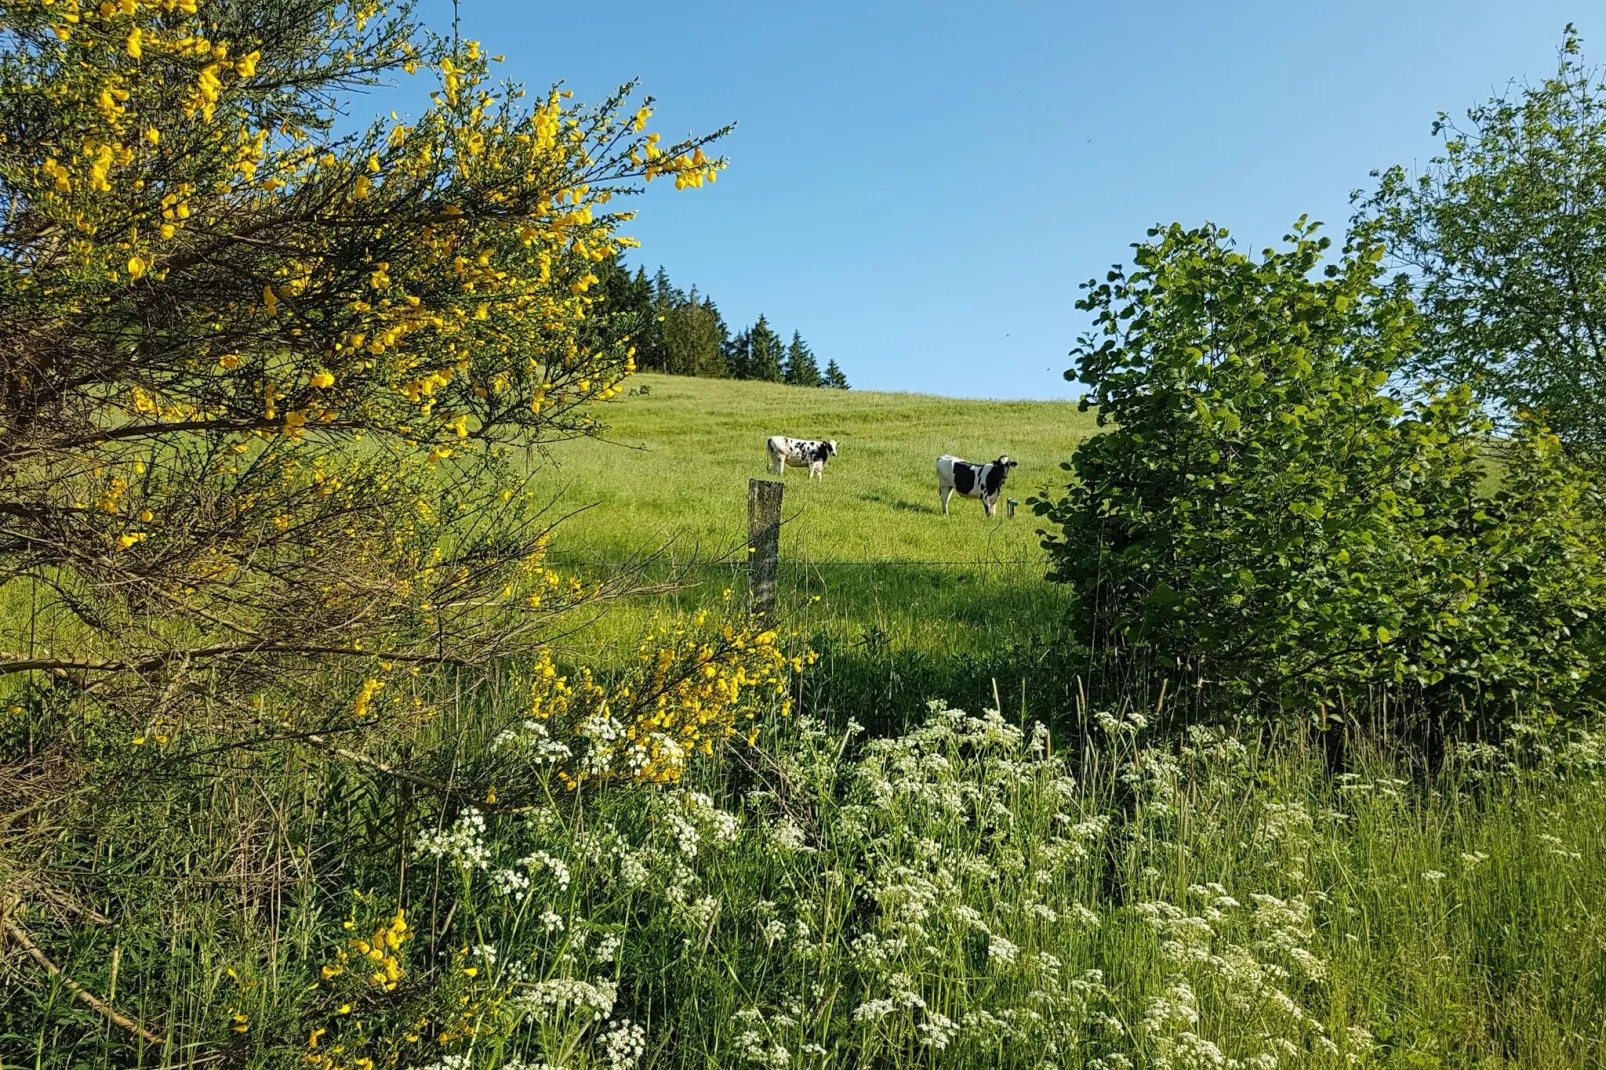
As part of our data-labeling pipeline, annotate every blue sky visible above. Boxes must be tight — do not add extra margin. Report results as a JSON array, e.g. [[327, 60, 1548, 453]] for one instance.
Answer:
[[394, 0, 1583, 399]]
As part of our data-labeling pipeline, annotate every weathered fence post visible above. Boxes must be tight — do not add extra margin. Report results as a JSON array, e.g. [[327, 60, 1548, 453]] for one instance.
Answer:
[[747, 478, 783, 618]]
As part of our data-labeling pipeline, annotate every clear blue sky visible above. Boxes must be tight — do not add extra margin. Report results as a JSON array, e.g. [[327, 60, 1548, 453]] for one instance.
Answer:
[[397, 0, 1583, 399]]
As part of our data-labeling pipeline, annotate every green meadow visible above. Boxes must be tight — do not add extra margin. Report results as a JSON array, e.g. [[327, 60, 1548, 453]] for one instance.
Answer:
[[11, 1, 1606, 1063], [535, 374, 1093, 725], [537, 373, 1095, 563]]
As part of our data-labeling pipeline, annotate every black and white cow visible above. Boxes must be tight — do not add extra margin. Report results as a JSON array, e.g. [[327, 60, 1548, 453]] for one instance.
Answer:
[[767, 436, 838, 479], [937, 454, 1017, 516]]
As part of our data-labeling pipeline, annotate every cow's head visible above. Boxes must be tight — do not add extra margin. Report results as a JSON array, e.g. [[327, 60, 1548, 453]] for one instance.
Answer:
[[826, 440, 838, 457], [982, 457, 1016, 516]]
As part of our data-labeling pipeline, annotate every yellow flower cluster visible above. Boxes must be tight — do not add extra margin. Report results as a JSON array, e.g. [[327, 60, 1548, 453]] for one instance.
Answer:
[[301, 902, 508, 1068], [316, 906, 411, 995], [519, 612, 807, 788], [6, 0, 727, 496]]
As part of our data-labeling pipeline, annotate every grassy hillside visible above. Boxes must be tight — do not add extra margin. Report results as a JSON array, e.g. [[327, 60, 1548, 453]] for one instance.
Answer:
[[537, 374, 1097, 563], [537, 376, 1095, 722]]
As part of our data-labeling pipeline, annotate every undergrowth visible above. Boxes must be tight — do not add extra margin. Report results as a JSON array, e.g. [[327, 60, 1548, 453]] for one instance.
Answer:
[[4, 682, 1604, 1068]]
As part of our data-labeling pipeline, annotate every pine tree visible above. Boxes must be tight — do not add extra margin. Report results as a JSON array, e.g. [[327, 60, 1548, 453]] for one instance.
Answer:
[[652, 265, 678, 306], [822, 360, 850, 389], [746, 315, 785, 382], [627, 265, 669, 371], [783, 331, 823, 387], [596, 262, 821, 385], [661, 287, 729, 376], [723, 329, 752, 379], [585, 255, 653, 364], [698, 297, 732, 377]]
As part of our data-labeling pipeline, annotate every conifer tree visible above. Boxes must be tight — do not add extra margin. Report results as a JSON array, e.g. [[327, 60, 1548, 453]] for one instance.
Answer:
[[724, 329, 753, 379], [661, 287, 728, 376], [783, 331, 823, 386], [823, 360, 851, 389], [698, 297, 732, 377], [746, 315, 785, 382]]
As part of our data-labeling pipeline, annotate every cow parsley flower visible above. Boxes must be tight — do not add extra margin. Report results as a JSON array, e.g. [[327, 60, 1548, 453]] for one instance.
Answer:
[[520, 850, 572, 890], [492, 718, 573, 763], [987, 934, 1020, 964], [602, 1019, 646, 1070], [415, 808, 490, 871], [513, 978, 617, 1023], [853, 998, 895, 1022]]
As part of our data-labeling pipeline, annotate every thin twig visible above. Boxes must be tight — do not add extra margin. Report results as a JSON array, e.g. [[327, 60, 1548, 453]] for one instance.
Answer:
[[304, 734, 452, 793], [1, 911, 164, 1045]]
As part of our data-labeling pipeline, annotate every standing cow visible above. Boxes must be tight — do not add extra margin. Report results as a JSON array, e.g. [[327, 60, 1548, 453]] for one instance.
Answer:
[[767, 436, 838, 479], [937, 455, 1017, 516]]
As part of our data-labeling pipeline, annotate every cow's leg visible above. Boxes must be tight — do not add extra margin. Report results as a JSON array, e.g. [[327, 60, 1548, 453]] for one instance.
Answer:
[[770, 453, 785, 476], [940, 486, 952, 515]]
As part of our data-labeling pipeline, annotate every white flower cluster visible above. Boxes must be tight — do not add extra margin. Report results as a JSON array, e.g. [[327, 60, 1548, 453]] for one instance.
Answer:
[[732, 1008, 792, 1069], [492, 717, 574, 764], [415, 807, 490, 871], [601, 1019, 646, 1070], [1135, 883, 1335, 1068], [987, 933, 1020, 965], [522, 849, 573, 889], [420, 1057, 471, 1070], [513, 977, 618, 1024], [576, 711, 627, 775]]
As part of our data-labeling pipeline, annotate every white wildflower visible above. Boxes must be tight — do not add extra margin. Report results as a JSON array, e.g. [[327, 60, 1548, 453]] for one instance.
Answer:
[[917, 1010, 959, 1049], [492, 718, 573, 763], [852, 998, 895, 1022], [602, 1019, 646, 1070], [414, 808, 491, 871], [520, 850, 573, 890], [769, 817, 813, 854], [987, 933, 1020, 964], [513, 977, 617, 1023]]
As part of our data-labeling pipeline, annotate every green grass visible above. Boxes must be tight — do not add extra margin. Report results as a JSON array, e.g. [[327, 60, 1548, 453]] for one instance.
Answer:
[[538, 373, 1096, 563], [537, 375, 1091, 726], [8, 683, 1606, 1068]]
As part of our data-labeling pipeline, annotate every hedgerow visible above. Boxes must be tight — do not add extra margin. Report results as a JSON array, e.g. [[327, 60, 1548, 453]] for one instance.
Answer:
[[1035, 220, 1606, 731]]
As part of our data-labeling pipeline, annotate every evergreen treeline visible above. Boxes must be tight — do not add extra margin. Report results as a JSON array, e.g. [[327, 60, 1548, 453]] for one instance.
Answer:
[[595, 258, 849, 389]]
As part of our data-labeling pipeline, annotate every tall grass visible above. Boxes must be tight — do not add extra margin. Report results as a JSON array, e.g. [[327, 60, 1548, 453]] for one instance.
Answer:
[[5, 673, 1605, 1068]]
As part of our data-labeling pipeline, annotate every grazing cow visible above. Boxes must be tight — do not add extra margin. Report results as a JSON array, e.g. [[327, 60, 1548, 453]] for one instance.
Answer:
[[767, 436, 838, 479], [937, 454, 1017, 516]]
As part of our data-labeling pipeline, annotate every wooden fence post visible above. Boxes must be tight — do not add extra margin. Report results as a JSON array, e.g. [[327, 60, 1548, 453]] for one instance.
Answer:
[[747, 478, 783, 618]]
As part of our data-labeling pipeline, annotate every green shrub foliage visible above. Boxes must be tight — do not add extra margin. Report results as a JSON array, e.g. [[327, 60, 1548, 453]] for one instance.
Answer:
[[1036, 220, 1606, 727], [1352, 25, 1606, 462]]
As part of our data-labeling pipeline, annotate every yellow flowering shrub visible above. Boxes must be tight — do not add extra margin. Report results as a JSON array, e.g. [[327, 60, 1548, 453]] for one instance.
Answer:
[[492, 611, 808, 789], [0, 0, 727, 728], [300, 897, 435, 1069]]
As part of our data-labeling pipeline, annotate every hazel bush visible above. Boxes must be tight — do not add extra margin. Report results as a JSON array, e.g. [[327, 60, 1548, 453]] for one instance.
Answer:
[[1036, 219, 1606, 731]]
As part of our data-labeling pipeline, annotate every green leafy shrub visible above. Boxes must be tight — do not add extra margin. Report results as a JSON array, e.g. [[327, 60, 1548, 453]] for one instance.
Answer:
[[1035, 220, 1606, 729]]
